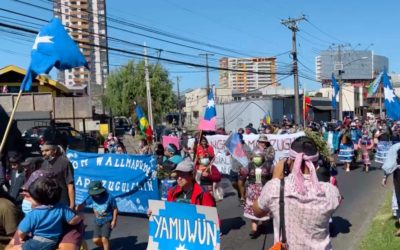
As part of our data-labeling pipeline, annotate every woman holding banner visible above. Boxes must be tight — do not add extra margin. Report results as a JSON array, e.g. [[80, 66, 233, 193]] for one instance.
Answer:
[[241, 148, 272, 238]]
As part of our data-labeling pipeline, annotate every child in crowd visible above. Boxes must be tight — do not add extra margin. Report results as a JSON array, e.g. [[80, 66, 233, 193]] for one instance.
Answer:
[[17, 176, 82, 250], [77, 181, 118, 250]]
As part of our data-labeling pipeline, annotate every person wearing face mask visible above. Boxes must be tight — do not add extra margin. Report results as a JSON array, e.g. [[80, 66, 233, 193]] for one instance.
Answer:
[[240, 149, 272, 238], [39, 141, 75, 210], [349, 122, 362, 163], [6, 169, 84, 250], [157, 144, 183, 200], [195, 153, 221, 197]]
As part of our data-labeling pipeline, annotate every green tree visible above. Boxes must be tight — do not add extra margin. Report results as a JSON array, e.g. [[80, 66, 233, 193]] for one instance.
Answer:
[[104, 60, 175, 123]]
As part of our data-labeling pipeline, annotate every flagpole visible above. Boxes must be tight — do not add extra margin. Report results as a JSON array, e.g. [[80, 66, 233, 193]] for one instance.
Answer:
[[379, 83, 383, 120], [0, 89, 23, 154]]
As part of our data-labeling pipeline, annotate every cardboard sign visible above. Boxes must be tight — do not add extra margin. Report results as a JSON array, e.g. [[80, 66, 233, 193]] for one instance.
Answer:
[[148, 200, 220, 250]]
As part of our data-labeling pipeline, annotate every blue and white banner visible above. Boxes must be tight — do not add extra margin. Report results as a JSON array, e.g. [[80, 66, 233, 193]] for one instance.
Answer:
[[67, 150, 159, 214], [148, 200, 220, 250]]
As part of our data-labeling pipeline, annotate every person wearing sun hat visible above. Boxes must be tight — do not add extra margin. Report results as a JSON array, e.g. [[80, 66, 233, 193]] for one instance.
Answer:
[[76, 180, 118, 250]]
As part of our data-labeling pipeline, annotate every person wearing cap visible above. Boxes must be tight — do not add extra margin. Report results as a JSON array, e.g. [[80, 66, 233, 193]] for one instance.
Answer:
[[39, 141, 75, 210], [76, 181, 118, 250], [167, 159, 215, 206], [8, 154, 25, 205], [240, 148, 272, 238]]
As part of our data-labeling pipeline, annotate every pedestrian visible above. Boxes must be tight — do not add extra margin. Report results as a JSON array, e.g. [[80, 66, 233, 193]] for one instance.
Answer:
[[194, 152, 222, 199], [167, 159, 216, 206], [136, 138, 153, 154], [40, 141, 75, 209], [8, 153, 25, 206], [241, 149, 272, 238], [358, 129, 374, 172], [229, 131, 251, 206], [5, 169, 85, 250], [0, 191, 22, 248], [256, 135, 275, 172], [157, 143, 183, 200], [338, 134, 354, 172], [195, 135, 215, 162], [76, 181, 118, 250], [382, 142, 400, 236], [16, 176, 82, 250], [253, 136, 341, 249]]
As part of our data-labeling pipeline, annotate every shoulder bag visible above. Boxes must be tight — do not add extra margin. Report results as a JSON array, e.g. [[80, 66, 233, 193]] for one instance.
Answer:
[[268, 178, 288, 250]]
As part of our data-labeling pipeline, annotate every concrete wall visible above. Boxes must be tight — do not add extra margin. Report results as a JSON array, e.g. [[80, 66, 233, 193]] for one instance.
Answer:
[[0, 93, 92, 131]]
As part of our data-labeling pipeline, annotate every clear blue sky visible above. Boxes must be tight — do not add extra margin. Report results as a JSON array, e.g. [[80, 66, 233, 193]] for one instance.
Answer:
[[1, 0, 399, 92]]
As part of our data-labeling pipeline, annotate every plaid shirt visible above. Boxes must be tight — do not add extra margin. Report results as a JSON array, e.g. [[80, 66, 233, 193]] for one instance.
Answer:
[[258, 174, 341, 250]]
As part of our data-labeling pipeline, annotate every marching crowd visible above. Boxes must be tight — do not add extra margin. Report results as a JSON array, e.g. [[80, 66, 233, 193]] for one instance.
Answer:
[[2, 114, 400, 249]]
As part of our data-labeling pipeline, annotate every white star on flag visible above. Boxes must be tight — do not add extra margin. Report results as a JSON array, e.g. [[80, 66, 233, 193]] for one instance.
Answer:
[[384, 86, 396, 103], [32, 35, 54, 50], [207, 99, 215, 108], [176, 244, 187, 250]]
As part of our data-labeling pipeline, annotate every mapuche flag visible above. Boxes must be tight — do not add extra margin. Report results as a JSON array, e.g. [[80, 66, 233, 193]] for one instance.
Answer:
[[135, 105, 153, 141]]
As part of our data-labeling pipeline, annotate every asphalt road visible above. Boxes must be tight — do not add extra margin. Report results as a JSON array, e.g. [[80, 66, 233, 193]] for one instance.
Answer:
[[82, 161, 389, 250]]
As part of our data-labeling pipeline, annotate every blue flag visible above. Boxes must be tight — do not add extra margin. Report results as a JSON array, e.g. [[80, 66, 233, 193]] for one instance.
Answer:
[[331, 73, 340, 109], [21, 18, 88, 91], [382, 71, 400, 120]]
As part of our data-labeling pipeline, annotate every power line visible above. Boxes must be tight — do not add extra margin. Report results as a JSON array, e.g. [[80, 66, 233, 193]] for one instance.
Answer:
[[0, 21, 292, 77]]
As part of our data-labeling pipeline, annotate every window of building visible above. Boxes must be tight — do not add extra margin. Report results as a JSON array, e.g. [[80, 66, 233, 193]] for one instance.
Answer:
[[193, 111, 199, 119]]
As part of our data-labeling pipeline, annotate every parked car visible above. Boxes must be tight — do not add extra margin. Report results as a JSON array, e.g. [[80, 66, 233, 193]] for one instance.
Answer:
[[114, 116, 133, 137], [22, 126, 99, 155]]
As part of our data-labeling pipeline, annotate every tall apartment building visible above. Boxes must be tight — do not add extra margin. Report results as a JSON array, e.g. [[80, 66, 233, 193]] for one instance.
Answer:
[[219, 57, 277, 92], [53, 0, 109, 112]]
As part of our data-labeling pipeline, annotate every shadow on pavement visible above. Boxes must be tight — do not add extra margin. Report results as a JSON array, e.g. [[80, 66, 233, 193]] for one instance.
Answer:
[[91, 236, 147, 250], [221, 216, 246, 235], [330, 216, 352, 237]]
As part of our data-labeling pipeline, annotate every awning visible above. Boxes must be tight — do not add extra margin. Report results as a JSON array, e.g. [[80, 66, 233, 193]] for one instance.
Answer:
[[311, 105, 333, 111]]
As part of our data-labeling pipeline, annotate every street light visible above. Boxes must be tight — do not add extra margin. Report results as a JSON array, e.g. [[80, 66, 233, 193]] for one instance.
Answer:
[[337, 56, 369, 120]]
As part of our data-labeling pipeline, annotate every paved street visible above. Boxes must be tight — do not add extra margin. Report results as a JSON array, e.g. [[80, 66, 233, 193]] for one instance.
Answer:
[[82, 162, 389, 250]]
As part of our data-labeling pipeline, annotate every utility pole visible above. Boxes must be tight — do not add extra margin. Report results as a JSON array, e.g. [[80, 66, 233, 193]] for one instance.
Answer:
[[144, 42, 154, 129], [200, 53, 214, 94], [336, 44, 344, 121], [281, 15, 306, 125], [176, 76, 182, 128]]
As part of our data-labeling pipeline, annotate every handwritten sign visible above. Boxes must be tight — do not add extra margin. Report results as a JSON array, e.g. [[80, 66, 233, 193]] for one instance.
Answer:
[[148, 200, 220, 250], [189, 132, 304, 174]]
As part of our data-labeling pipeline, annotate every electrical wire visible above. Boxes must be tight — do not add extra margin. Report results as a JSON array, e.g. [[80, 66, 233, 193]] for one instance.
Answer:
[[0, 21, 292, 77]]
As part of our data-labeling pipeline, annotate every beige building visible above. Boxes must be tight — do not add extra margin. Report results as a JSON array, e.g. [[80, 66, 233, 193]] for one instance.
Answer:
[[184, 87, 232, 128], [219, 57, 277, 92]]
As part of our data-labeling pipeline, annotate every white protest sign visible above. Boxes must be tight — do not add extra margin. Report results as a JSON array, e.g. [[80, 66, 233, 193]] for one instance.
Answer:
[[202, 132, 304, 174]]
